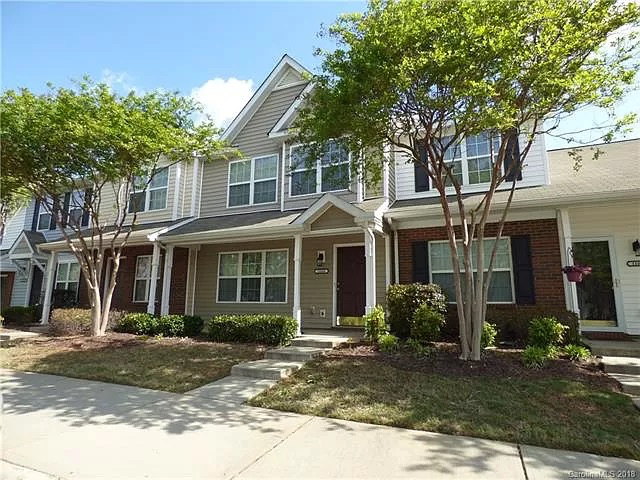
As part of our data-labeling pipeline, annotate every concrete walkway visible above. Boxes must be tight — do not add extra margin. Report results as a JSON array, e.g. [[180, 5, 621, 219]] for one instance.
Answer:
[[2, 370, 638, 479]]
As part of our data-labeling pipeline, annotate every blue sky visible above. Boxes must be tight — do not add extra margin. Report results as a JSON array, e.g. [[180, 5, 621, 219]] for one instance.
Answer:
[[3, 1, 638, 148]]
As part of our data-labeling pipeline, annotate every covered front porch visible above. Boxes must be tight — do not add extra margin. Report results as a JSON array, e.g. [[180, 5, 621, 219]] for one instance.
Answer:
[[160, 194, 391, 333]]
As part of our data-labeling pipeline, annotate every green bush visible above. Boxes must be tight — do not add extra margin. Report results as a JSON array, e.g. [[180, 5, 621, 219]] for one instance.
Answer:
[[183, 315, 204, 337], [564, 344, 591, 361], [114, 312, 158, 335], [50, 308, 92, 336], [405, 338, 435, 357], [386, 283, 446, 339], [528, 316, 568, 348], [481, 322, 498, 348], [206, 314, 297, 345], [1, 306, 37, 325], [154, 315, 185, 337], [364, 305, 388, 343], [411, 304, 445, 342], [378, 334, 399, 353], [522, 346, 550, 369]]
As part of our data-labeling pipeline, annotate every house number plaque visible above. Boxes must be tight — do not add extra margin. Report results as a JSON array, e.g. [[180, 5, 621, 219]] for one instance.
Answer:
[[314, 268, 329, 274], [626, 260, 640, 267]]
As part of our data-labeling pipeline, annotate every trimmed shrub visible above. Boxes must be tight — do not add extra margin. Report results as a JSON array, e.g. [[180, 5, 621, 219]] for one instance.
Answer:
[[411, 304, 445, 342], [183, 315, 204, 337], [386, 283, 446, 339], [206, 314, 297, 345], [1, 306, 37, 325], [481, 322, 498, 348], [50, 308, 92, 336], [564, 344, 591, 361], [522, 346, 550, 369], [364, 305, 388, 344], [378, 334, 399, 353], [528, 316, 568, 348], [405, 338, 435, 357], [155, 315, 185, 337], [115, 312, 158, 335]]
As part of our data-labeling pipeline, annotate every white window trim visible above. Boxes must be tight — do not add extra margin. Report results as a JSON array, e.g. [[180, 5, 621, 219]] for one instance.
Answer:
[[216, 249, 289, 304], [36, 198, 53, 232], [226, 155, 279, 208], [288, 142, 351, 198], [54, 260, 81, 292], [132, 255, 161, 303], [129, 167, 169, 214], [429, 133, 503, 190], [427, 237, 516, 304]]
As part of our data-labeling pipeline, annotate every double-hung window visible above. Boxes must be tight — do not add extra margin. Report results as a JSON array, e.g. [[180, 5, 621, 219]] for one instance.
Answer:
[[133, 255, 161, 302], [129, 167, 169, 213], [290, 140, 350, 196], [67, 190, 85, 226], [429, 238, 514, 303], [227, 155, 278, 207], [465, 132, 501, 185], [217, 250, 288, 303], [36, 197, 54, 231], [437, 136, 463, 186], [55, 262, 80, 293]]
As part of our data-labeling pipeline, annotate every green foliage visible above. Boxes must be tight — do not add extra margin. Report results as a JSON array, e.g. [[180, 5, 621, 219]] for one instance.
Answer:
[[1, 306, 37, 325], [378, 334, 399, 353], [405, 338, 435, 358], [522, 346, 551, 369], [363, 305, 388, 343], [115, 313, 159, 335], [114, 313, 203, 338], [183, 315, 205, 337], [206, 314, 297, 345], [481, 323, 498, 348], [564, 344, 591, 361], [386, 283, 446, 339], [411, 304, 445, 342], [50, 308, 92, 336], [528, 316, 568, 348]]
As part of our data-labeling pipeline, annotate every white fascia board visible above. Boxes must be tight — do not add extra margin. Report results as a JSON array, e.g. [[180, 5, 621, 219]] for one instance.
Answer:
[[268, 82, 315, 138], [159, 224, 304, 245], [147, 217, 197, 242], [221, 55, 310, 143], [293, 193, 366, 225], [8, 232, 35, 256]]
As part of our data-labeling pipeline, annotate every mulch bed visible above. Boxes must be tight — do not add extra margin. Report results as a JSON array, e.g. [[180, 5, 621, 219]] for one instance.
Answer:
[[329, 342, 620, 391], [27, 332, 214, 351]]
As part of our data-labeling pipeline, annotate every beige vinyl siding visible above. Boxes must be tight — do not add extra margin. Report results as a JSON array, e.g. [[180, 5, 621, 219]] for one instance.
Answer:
[[193, 240, 294, 319], [568, 200, 640, 335], [199, 83, 307, 218], [310, 207, 356, 231]]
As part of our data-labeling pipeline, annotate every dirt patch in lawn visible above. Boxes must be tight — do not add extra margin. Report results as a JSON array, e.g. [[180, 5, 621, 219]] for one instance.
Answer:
[[1, 333, 266, 393], [330, 342, 618, 391]]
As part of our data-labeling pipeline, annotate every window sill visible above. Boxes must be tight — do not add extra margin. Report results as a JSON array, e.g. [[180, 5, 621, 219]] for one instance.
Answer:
[[288, 188, 351, 199]]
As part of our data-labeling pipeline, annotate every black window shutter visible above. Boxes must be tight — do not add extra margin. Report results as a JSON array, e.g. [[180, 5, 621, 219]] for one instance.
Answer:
[[414, 143, 430, 192], [412, 241, 429, 283], [31, 199, 41, 231], [62, 192, 71, 227], [503, 129, 522, 181], [510, 235, 535, 305], [81, 189, 92, 227]]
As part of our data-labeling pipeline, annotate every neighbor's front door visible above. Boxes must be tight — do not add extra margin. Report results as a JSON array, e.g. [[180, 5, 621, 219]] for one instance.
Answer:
[[572, 240, 619, 327], [336, 246, 366, 322]]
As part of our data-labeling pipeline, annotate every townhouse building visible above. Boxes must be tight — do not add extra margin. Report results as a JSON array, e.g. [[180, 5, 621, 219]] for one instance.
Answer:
[[1, 54, 638, 336]]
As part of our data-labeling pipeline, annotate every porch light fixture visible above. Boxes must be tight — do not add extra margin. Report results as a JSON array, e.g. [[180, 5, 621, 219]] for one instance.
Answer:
[[316, 250, 326, 267], [633, 239, 640, 256]]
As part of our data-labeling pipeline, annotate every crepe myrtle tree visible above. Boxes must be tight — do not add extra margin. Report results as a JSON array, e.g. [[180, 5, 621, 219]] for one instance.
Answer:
[[294, 0, 639, 360], [1, 80, 233, 335]]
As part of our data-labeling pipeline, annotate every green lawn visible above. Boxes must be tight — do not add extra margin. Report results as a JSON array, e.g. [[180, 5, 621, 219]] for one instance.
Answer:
[[250, 354, 640, 460], [1, 333, 265, 393]]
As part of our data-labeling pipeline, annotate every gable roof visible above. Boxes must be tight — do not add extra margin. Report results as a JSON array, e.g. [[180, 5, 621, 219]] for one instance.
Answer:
[[8, 230, 46, 257], [221, 54, 310, 143], [269, 82, 315, 138]]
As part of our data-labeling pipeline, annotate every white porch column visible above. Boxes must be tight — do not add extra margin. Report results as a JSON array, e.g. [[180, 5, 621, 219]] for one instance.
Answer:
[[147, 242, 161, 314], [557, 208, 580, 320], [364, 226, 377, 314], [384, 233, 391, 290], [293, 234, 302, 335], [40, 251, 58, 324], [160, 245, 175, 316]]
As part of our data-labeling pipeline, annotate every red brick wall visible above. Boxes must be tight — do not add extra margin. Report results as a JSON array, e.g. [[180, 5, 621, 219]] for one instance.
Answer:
[[397, 218, 566, 308], [169, 247, 188, 314]]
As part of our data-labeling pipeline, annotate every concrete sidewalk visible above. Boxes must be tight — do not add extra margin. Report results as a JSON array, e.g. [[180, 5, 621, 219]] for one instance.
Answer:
[[2, 370, 638, 479]]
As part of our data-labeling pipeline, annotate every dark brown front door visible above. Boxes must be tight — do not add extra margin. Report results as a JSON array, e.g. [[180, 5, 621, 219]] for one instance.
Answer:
[[337, 246, 366, 317], [29, 267, 44, 306], [1, 272, 15, 309]]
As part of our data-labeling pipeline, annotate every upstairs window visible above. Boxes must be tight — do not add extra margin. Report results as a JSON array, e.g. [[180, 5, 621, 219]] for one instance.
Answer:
[[67, 190, 85, 226], [36, 198, 53, 231], [290, 140, 350, 196], [129, 167, 169, 213], [227, 155, 278, 207]]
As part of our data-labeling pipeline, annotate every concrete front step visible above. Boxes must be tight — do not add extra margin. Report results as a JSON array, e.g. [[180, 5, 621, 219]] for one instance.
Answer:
[[602, 356, 640, 375], [265, 346, 326, 362], [608, 373, 640, 396], [291, 335, 352, 349], [584, 339, 640, 358], [231, 359, 305, 380]]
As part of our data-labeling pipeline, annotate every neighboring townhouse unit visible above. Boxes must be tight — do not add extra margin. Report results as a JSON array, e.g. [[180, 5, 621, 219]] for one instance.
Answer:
[[2, 54, 638, 338]]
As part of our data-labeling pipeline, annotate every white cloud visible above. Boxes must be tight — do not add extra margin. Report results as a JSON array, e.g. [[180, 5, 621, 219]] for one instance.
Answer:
[[190, 77, 254, 128], [100, 69, 139, 94]]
